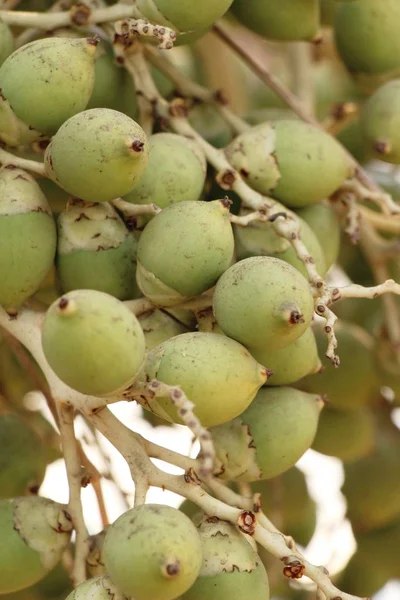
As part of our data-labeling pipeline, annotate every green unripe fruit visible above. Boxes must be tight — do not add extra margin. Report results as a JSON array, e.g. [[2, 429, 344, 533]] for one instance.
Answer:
[[142, 332, 268, 427], [87, 47, 124, 111], [179, 499, 204, 522], [251, 327, 321, 386], [253, 467, 317, 547], [38, 179, 70, 216], [0, 20, 13, 66], [137, 201, 234, 306], [338, 551, 390, 598], [44, 109, 149, 203], [352, 519, 400, 580], [361, 79, 400, 164], [296, 202, 341, 270], [181, 517, 270, 600], [312, 406, 375, 462], [33, 561, 73, 600], [213, 257, 314, 350], [0, 496, 72, 594], [334, 0, 400, 92], [374, 335, 400, 404], [301, 322, 379, 411], [42, 290, 146, 396], [336, 117, 371, 165], [234, 205, 326, 278], [124, 133, 206, 210], [138, 309, 188, 350], [65, 576, 127, 600], [103, 504, 203, 600], [211, 387, 324, 481], [0, 37, 97, 135], [56, 199, 140, 300], [225, 120, 352, 207], [231, 0, 319, 42], [0, 413, 48, 498], [0, 166, 57, 314], [136, 0, 234, 34], [320, 0, 336, 27]]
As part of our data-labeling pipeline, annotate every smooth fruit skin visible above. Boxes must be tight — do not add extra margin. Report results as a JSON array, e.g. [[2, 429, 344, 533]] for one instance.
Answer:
[[312, 406, 375, 462], [137, 200, 234, 304], [296, 202, 341, 270], [143, 332, 268, 427], [0, 166, 57, 314], [253, 467, 317, 547], [0, 38, 96, 135], [231, 0, 319, 41], [251, 327, 321, 386], [301, 321, 380, 411], [103, 504, 203, 600], [0, 497, 72, 594], [44, 109, 148, 203], [138, 309, 188, 350], [42, 290, 146, 396], [136, 0, 234, 33], [211, 387, 324, 481], [65, 576, 127, 600], [125, 133, 206, 210], [0, 413, 47, 498], [181, 517, 270, 600], [56, 200, 140, 300], [213, 256, 314, 350], [0, 19, 13, 66], [361, 79, 400, 164], [87, 46, 124, 111], [334, 0, 400, 91]]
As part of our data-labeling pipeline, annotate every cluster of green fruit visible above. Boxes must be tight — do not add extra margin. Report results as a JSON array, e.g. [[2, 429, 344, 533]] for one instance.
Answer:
[[2, 0, 400, 599]]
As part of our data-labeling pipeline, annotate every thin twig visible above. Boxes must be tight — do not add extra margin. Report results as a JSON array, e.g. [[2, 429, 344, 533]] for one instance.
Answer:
[[0, 147, 46, 176]]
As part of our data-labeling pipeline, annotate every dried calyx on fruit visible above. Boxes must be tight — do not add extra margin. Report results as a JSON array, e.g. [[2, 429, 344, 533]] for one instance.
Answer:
[[65, 576, 128, 600]]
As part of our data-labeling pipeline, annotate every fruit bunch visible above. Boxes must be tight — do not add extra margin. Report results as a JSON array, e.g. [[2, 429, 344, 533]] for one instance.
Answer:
[[2, 1, 400, 599]]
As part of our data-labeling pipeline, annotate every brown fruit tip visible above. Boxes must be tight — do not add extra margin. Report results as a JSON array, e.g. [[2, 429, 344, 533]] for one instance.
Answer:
[[57, 296, 78, 317], [130, 139, 145, 153], [374, 138, 392, 155], [162, 560, 181, 578], [289, 310, 305, 325]]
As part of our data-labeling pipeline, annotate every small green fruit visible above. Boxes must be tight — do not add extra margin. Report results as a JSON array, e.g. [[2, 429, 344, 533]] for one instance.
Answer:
[[312, 406, 375, 462], [65, 576, 127, 600], [142, 332, 268, 427], [0, 37, 97, 135], [251, 327, 321, 386], [181, 517, 270, 600], [0, 166, 57, 314], [137, 200, 234, 306], [213, 256, 314, 350], [361, 79, 400, 164], [231, 0, 319, 41], [41, 290, 146, 396], [211, 387, 324, 481], [138, 309, 188, 350], [56, 199, 140, 300], [44, 109, 148, 203], [125, 133, 206, 210], [296, 202, 341, 270], [103, 504, 203, 600], [0, 496, 72, 594], [0, 20, 14, 66]]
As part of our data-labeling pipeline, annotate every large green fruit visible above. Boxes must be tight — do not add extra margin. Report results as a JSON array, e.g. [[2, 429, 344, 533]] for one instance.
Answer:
[[300, 321, 379, 410], [0, 20, 13, 66], [361, 79, 400, 164], [142, 332, 268, 427], [136, 0, 233, 34], [312, 406, 375, 462], [125, 133, 206, 210], [213, 257, 314, 350], [253, 467, 317, 547], [138, 309, 188, 350], [41, 290, 146, 396], [296, 202, 341, 270], [0, 166, 57, 314], [0, 38, 96, 135], [251, 327, 321, 386], [211, 387, 324, 481], [103, 504, 203, 600], [231, 0, 319, 41], [0, 497, 72, 594], [65, 576, 127, 600], [181, 517, 269, 600], [56, 199, 140, 300], [137, 201, 234, 306], [234, 204, 326, 278], [0, 413, 48, 498], [334, 0, 400, 92], [44, 109, 148, 203]]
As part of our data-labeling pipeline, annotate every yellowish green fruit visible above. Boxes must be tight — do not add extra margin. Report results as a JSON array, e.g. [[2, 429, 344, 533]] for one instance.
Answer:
[[361, 79, 400, 164], [0, 166, 57, 314], [0, 19, 13, 66], [0, 37, 97, 135], [142, 331, 268, 427], [103, 504, 203, 600], [65, 576, 127, 600], [138, 309, 188, 350], [41, 290, 146, 396], [87, 46, 124, 110], [44, 109, 148, 203], [213, 256, 314, 350], [338, 551, 390, 598], [296, 202, 341, 270]]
